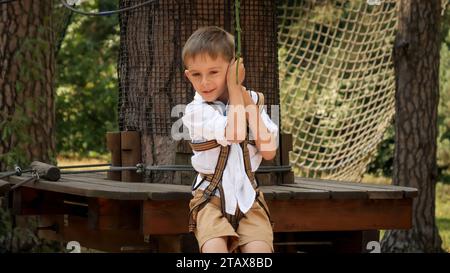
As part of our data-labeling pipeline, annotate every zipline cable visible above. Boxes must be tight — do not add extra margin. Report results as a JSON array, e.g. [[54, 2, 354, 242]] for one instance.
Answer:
[[59, 0, 157, 16], [60, 164, 292, 175], [0, 0, 18, 5]]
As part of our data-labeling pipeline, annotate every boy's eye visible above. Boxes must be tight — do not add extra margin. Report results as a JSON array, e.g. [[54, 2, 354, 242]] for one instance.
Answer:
[[192, 73, 200, 77], [210, 71, 218, 75]]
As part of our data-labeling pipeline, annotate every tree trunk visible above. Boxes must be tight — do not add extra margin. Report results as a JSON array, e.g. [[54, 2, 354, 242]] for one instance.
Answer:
[[0, 0, 56, 171], [381, 0, 443, 253], [118, 0, 279, 184]]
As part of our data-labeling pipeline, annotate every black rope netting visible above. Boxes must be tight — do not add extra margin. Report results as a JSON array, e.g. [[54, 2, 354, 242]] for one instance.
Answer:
[[118, 0, 279, 135]]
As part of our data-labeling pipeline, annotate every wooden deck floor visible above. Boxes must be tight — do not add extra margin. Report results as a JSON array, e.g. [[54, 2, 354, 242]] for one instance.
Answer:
[[5, 173, 417, 201], [2, 173, 418, 252]]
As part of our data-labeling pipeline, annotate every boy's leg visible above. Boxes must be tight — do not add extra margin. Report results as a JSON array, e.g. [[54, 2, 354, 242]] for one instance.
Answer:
[[201, 236, 229, 253], [236, 192, 274, 253], [240, 240, 272, 253]]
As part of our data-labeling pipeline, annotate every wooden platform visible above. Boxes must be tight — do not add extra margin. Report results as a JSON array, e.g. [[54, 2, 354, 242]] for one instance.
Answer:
[[2, 173, 417, 253]]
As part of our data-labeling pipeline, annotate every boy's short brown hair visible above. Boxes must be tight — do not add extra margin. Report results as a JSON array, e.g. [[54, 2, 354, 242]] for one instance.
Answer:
[[182, 26, 235, 66]]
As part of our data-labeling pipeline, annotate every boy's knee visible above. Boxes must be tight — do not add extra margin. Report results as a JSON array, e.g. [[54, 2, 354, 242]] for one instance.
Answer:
[[201, 236, 229, 253], [240, 240, 273, 253]]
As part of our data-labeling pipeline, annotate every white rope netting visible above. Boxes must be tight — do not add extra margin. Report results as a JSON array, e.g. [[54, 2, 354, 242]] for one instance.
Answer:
[[278, 0, 398, 181]]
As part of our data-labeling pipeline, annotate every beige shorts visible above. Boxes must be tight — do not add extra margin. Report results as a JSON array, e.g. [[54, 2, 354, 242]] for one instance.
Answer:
[[189, 190, 274, 252]]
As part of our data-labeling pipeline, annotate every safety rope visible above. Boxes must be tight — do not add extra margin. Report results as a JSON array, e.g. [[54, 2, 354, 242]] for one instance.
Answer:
[[235, 0, 242, 84]]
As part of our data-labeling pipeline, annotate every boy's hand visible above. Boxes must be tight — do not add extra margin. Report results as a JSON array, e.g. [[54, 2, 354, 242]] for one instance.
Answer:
[[227, 58, 245, 90]]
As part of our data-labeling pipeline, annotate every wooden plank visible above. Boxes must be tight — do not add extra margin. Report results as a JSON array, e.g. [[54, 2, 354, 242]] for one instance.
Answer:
[[7, 174, 415, 202], [298, 177, 418, 198], [19, 176, 149, 199], [275, 185, 330, 199], [141, 197, 413, 234], [261, 185, 330, 200], [284, 182, 368, 199], [61, 174, 193, 200], [8, 175, 193, 200], [8, 175, 149, 200], [11, 187, 66, 215], [280, 133, 295, 184], [294, 178, 404, 199], [260, 186, 292, 200]]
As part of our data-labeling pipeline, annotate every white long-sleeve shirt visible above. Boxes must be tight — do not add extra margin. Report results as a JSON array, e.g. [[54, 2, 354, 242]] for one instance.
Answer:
[[182, 90, 278, 215]]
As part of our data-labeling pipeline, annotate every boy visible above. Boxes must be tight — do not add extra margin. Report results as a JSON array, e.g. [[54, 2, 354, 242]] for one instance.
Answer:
[[181, 26, 279, 253]]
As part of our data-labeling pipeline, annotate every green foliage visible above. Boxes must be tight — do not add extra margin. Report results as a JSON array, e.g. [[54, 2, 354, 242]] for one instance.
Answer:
[[436, 182, 450, 252], [55, 1, 119, 157], [437, 14, 450, 182], [366, 124, 394, 177]]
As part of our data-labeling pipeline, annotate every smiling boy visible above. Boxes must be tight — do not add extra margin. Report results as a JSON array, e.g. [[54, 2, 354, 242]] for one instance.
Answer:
[[182, 26, 279, 253]]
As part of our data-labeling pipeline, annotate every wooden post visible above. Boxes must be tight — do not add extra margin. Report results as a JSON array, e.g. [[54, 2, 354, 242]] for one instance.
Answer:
[[280, 133, 294, 184], [174, 140, 195, 185], [121, 131, 142, 182], [106, 132, 122, 181], [255, 155, 279, 186]]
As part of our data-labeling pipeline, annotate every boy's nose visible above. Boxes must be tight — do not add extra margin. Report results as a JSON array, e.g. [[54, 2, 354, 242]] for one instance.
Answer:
[[201, 77, 210, 87]]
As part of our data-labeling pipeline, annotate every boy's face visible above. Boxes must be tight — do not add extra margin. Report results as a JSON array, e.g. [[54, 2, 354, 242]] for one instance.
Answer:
[[184, 53, 230, 102]]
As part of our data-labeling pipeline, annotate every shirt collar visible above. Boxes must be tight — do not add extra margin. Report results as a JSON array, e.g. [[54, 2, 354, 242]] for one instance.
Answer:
[[193, 92, 204, 102]]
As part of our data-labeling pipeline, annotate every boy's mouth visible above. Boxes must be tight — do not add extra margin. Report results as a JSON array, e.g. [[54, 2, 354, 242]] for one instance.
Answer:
[[202, 89, 215, 94]]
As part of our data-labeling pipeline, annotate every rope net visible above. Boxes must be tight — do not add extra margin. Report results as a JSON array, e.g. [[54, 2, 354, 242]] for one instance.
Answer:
[[278, 0, 397, 181]]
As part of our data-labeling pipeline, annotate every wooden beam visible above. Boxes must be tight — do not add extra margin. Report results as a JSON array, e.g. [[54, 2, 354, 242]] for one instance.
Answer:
[[142, 199, 189, 235], [280, 133, 295, 184], [38, 215, 151, 252], [88, 198, 141, 230], [270, 198, 413, 232], [141, 197, 413, 235], [11, 188, 66, 215]]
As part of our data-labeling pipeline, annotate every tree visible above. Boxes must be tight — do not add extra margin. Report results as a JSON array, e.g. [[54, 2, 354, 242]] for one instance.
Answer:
[[118, 0, 279, 184], [0, 0, 66, 253], [55, 0, 119, 157], [0, 0, 56, 170], [381, 0, 444, 252]]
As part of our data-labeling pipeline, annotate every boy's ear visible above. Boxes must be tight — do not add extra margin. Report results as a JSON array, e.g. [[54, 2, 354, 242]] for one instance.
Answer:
[[184, 70, 190, 80]]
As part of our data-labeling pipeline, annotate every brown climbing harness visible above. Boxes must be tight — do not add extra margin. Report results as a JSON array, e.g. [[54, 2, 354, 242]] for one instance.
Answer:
[[188, 91, 272, 233]]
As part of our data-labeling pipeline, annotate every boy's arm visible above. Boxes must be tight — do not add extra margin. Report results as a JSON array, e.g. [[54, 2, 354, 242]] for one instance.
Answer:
[[242, 89, 277, 160], [225, 58, 247, 143]]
